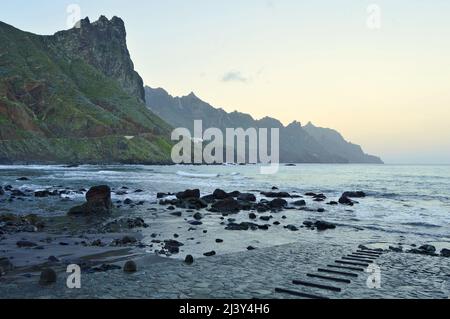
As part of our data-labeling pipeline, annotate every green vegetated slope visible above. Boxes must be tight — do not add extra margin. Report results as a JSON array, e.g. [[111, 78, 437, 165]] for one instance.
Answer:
[[0, 16, 172, 164]]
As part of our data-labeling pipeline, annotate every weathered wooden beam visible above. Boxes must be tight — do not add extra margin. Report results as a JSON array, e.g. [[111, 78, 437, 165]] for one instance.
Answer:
[[327, 264, 365, 272], [318, 268, 359, 277], [335, 260, 369, 267], [307, 273, 351, 283], [292, 279, 342, 292], [342, 256, 374, 263], [275, 287, 328, 299]]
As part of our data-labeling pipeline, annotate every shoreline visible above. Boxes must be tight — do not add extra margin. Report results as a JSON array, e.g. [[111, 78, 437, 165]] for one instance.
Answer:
[[1, 166, 449, 298]]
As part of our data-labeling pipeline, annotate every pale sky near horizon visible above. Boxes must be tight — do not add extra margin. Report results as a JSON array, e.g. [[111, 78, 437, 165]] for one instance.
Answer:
[[1, 0, 450, 164]]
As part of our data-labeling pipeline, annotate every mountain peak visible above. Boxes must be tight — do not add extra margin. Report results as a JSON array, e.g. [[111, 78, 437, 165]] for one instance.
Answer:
[[186, 92, 199, 99], [52, 15, 143, 101], [287, 120, 302, 128]]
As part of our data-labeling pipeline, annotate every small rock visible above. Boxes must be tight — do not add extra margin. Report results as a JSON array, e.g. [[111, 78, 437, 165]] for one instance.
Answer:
[[215, 239, 224, 243], [48, 256, 60, 263], [247, 246, 257, 251], [249, 213, 257, 220], [170, 212, 182, 217], [440, 248, 450, 257], [39, 268, 57, 285], [293, 200, 306, 206], [185, 255, 194, 264], [123, 261, 137, 273], [16, 240, 38, 248], [193, 212, 203, 220], [203, 251, 216, 257], [389, 246, 403, 253], [17, 177, 29, 181], [285, 224, 299, 231]]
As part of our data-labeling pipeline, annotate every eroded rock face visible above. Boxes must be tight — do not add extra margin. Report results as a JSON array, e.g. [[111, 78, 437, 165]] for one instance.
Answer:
[[176, 189, 200, 200], [68, 185, 113, 215], [51, 16, 145, 102]]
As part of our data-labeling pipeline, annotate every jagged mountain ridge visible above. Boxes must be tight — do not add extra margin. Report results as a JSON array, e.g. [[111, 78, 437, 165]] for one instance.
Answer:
[[0, 17, 172, 164], [145, 86, 383, 164]]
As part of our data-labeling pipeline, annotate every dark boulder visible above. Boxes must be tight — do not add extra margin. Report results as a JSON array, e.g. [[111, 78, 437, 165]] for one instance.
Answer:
[[303, 221, 314, 227], [68, 185, 113, 215], [35, 190, 59, 197], [193, 212, 203, 220], [327, 201, 338, 205], [305, 192, 317, 197], [261, 191, 291, 198], [177, 189, 200, 200], [171, 212, 182, 217], [164, 240, 184, 254], [419, 244, 436, 254], [203, 251, 216, 257], [213, 189, 229, 200], [237, 193, 256, 202], [389, 246, 403, 253], [17, 177, 29, 181], [185, 255, 194, 264], [285, 225, 299, 231], [184, 198, 208, 210], [201, 194, 216, 204], [0, 257, 13, 273], [342, 191, 366, 198], [338, 195, 354, 206], [247, 246, 257, 251], [226, 222, 259, 231], [269, 198, 288, 209], [408, 244, 437, 256], [315, 221, 336, 231], [440, 248, 450, 257], [249, 213, 257, 220], [211, 198, 241, 213], [16, 240, 38, 248], [228, 191, 241, 198], [39, 268, 57, 285], [123, 261, 137, 273], [11, 189, 26, 197], [292, 200, 306, 206], [157, 192, 168, 199]]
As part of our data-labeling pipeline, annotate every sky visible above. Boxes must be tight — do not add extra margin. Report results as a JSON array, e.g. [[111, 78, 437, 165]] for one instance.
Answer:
[[1, 0, 450, 164]]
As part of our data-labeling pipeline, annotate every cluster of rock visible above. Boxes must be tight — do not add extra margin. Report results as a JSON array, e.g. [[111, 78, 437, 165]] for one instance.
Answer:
[[0, 213, 45, 235], [389, 244, 450, 258], [159, 188, 306, 214], [100, 217, 149, 233]]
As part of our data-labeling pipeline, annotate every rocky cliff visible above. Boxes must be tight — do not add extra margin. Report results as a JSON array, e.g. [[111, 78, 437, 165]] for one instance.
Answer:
[[0, 17, 172, 164], [145, 86, 383, 164]]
